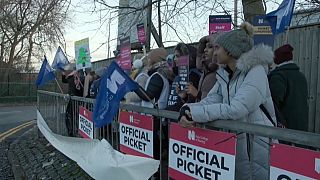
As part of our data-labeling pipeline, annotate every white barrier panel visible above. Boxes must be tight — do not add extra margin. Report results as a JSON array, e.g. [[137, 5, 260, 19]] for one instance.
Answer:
[[37, 110, 159, 180]]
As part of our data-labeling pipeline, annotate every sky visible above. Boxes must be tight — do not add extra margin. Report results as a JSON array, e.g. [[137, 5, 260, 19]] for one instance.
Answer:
[[45, 0, 284, 65]]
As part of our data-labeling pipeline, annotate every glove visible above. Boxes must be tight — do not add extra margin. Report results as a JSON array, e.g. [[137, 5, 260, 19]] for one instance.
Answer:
[[179, 106, 192, 121]]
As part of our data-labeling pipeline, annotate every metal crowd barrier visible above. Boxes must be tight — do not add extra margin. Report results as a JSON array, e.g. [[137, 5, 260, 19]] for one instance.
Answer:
[[37, 90, 320, 179]]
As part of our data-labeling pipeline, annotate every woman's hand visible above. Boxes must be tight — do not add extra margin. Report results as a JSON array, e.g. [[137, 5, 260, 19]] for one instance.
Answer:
[[186, 83, 198, 97], [179, 116, 195, 127], [176, 85, 187, 99], [179, 106, 195, 127]]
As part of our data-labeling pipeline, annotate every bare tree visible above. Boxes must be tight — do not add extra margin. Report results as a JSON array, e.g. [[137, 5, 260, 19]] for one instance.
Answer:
[[91, 0, 318, 54], [0, 0, 70, 80]]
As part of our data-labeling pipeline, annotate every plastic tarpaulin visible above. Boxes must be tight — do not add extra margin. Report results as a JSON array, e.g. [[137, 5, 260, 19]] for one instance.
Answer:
[[37, 110, 159, 180]]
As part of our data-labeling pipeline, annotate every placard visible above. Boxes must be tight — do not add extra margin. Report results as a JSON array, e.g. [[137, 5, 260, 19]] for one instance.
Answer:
[[178, 55, 189, 91], [78, 106, 93, 139], [75, 38, 91, 70], [209, 15, 232, 34], [253, 15, 276, 48], [270, 143, 320, 180], [118, 37, 132, 70], [119, 111, 154, 158], [169, 123, 236, 180], [137, 23, 146, 45]]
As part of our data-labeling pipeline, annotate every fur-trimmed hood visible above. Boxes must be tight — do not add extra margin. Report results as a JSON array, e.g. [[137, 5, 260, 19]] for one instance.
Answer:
[[236, 44, 274, 73]]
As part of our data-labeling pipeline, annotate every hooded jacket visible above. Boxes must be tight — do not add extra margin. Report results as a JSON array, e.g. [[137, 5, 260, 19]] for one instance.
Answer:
[[269, 62, 308, 131], [185, 45, 276, 180]]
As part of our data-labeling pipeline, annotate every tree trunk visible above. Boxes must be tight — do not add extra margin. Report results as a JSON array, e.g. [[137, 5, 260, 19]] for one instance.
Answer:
[[0, 36, 5, 63], [25, 32, 34, 72], [242, 0, 265, 23], [1, 36, 17, 82]]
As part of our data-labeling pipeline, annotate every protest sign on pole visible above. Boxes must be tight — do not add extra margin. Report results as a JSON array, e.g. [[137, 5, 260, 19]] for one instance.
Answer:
[[137, 23, 146, 45], [209, 15, 232, 34], [119, 111, 154, 158], [75, 38, 91, 70], [78, 106, 94, 139], [270, 143, 320, 180], [117, 36, 132, 71], [253, 15, 276, 48], [167, 77, 179, 107], [178, 55, 189, 91], [137, 23, 147, 55], [168, 123, 236, 180]]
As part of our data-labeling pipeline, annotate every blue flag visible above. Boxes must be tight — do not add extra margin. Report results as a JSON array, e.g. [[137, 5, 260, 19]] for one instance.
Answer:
[[36, 57, 56, 87], [93, 61, 139, 127], [52, 46, 69, 70], [266, 0, 295, 34]]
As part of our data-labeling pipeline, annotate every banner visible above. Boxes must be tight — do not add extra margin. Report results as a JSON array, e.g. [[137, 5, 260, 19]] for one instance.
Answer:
[[209, 15, 232, 34], [270, 143, 320, 180], [119, 111, 154, 158], [178, 55, 189, 91], [253, 15, 275, 48], [79, 106, 93, 139], [37, 110, 160, 180], [118, 37, 132, 70], [75, 38, 91, 70], [169, 123, 236, 180], [137, 23, 146, 45]]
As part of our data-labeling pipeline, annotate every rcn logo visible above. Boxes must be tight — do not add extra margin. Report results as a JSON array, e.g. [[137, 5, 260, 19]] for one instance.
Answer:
[[129, 115, 134, 123], [188, 130, 195, 141], [107, 70, 125, 94]]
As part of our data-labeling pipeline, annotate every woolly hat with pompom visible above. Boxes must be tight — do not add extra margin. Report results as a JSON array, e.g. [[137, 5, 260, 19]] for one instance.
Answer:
[[215, 22, 254, 58]]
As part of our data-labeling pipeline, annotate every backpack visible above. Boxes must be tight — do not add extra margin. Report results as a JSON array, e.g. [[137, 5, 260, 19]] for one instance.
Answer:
[[260, 104, 287, 128]]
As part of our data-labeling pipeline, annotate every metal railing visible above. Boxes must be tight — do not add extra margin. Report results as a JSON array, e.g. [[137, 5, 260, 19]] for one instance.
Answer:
[[37, 90, 320, 179]]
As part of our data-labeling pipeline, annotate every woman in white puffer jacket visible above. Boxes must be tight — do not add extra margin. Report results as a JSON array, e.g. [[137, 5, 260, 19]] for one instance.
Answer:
[[179, 22, 276, 180]]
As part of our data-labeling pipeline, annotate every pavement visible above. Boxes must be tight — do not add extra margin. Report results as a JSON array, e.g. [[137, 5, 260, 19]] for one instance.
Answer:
[[5, 124, 93, 180]]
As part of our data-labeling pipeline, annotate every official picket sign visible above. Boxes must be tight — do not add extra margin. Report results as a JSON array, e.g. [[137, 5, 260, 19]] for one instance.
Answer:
[[270, 143, 320, 180], [168, 123, 236, 180], [119, 111, 153, 158], [78, 106, 93, 139]]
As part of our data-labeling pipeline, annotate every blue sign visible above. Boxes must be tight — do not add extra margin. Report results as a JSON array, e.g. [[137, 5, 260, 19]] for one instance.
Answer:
[[253, 15, 276, 48]]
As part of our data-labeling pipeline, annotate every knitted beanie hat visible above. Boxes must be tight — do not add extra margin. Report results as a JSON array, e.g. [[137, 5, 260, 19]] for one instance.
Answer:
[[133, 59, 143, 69], [147, 47, 168, 67], [274, 44, 294, 64], [215, 22, 254, 58]]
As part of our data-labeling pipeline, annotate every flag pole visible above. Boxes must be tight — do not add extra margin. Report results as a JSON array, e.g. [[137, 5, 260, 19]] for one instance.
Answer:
[[55, 78, 64, 94]]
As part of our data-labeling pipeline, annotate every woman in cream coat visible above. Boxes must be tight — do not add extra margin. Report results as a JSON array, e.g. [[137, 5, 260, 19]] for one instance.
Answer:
[[179, 22, 276, 180]]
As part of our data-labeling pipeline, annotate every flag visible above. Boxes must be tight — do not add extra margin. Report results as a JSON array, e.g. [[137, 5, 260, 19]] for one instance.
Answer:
[[93, 61, 139, 127], [266, 0, 295, 34], [52, 46, 69, 70], [36, 57, 56, 87]]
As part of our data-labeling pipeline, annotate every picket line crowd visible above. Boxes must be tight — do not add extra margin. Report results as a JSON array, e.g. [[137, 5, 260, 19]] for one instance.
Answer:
[[60, 22, 308, 180]]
